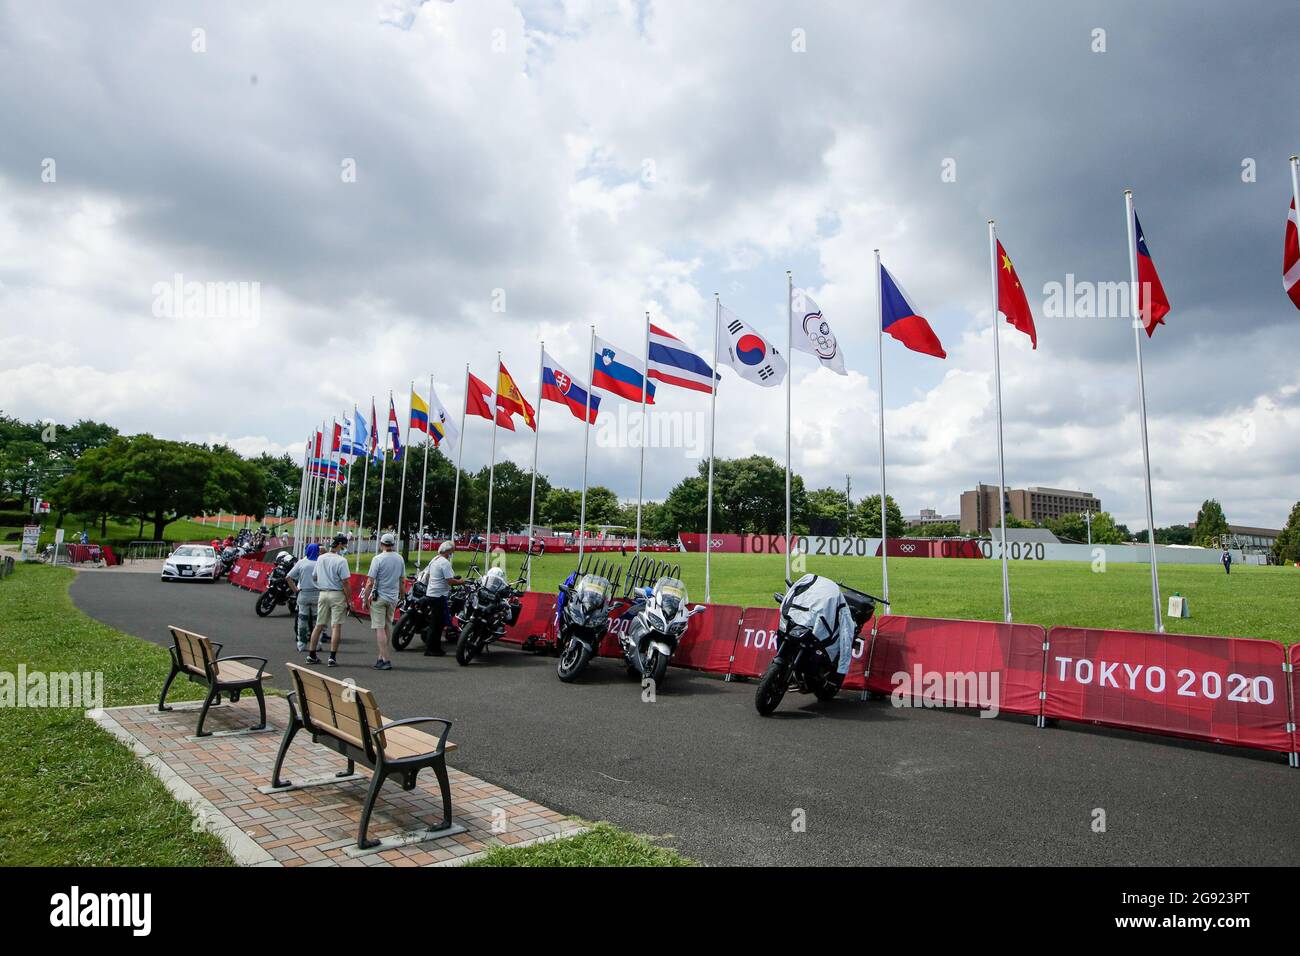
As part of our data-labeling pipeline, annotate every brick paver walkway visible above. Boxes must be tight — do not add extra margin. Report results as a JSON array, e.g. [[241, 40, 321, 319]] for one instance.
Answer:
[[90, 697, 582, 866]]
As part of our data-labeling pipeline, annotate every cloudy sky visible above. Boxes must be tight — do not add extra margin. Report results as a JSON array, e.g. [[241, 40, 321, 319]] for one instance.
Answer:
[[1, 0, 1297, 529]]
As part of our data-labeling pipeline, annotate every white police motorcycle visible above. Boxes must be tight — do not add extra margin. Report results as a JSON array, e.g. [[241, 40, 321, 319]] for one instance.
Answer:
[[621, 577, 705, 685]]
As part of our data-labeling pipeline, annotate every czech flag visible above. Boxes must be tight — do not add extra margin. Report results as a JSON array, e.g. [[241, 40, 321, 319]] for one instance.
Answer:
[[880, 264, 946, 358], [647, 324, 716, 393], [1133, 212, 1170, 336], [593, 334, 656, 403], [541, 350, 600, 424]]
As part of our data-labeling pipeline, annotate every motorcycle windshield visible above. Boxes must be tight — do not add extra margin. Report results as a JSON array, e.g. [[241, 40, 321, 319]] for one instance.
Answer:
[[574, 575, 611, 622], [652, 577, 686, 619]]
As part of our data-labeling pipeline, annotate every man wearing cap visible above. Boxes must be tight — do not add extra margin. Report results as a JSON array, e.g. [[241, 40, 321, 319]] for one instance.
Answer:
[[416, 540, 466, 657], [364, 532, 406, 670], [287, 542, 321, 652], [306, 534, 353, 667]]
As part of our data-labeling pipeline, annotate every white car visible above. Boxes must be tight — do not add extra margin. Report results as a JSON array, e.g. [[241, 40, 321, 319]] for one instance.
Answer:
[[162, 545, 220, 582]]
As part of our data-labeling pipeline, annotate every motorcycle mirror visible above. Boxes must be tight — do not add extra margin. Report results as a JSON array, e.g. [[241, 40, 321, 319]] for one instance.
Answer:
[[689, 604, 706, 616], [772, 592, 784, 603], [784, 578, 793, 588]]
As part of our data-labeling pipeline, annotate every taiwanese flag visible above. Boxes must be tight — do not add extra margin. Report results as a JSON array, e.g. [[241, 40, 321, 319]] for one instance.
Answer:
[[541, 349, 600, 424], [466, 372, 515, 430], [1284, 198, 1300, 310], [995, 240, 1037, 349], [1133, 212, 1170, 336], [880, 263, 946, 358]]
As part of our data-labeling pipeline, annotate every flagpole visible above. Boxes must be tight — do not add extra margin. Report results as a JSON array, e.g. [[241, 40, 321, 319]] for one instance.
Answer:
[[578, 327, 595, 561], [988, 221, 1013, 624], [328, 418, 341, 540], [784, 270, 793, 581], [486, 354, 501, 555], [635, 311, 650, 557], [353, 404, 373, 573], [1290, 155, 1300, 247], [340, 405, 356, 546], [311, 420, 325, 547], [450, 365, 468, 543], [526, 342, 544, 590], [705, 294, 720, 602], [295, 436, 310, 557], [874, 251, 890, 612], [395, 380, 414, 558], [375, 392, 391, 559], [415, 375, 434, 571], [1125, 189, 1164, 633]]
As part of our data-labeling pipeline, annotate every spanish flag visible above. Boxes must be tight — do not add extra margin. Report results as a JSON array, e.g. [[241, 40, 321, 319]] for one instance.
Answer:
[[409, 386, 430, 434], [496, 361, 537, 431]]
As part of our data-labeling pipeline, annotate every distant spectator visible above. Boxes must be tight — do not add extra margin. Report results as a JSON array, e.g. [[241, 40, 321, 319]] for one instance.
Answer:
[[1222, 548, 1232, 575], [288, 543, 320, 651]]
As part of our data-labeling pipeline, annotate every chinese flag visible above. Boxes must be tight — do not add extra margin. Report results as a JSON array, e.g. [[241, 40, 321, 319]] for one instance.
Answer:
[[996, 240, 1037, 349]]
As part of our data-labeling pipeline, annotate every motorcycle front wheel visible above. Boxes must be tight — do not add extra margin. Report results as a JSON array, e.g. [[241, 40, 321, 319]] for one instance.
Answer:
[[645, 648, 670, 686], [755, 659, 791, 715], [556, 637, 593, 683], [391, 613, 418, 651], [255, 591, 277, 617], [455, 623, 480, 666]]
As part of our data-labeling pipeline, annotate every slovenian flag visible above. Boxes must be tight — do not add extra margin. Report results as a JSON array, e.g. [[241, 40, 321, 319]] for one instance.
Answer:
[[593, 334, 656, 403], [647, 324, 716, 393], [1134, 212, 1170, 337], [880, 263, 946, 359], [542, 350, 600, 423]]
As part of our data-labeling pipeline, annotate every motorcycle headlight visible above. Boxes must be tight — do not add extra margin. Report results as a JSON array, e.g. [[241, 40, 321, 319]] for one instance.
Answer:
[[669, 620, 688, 636]]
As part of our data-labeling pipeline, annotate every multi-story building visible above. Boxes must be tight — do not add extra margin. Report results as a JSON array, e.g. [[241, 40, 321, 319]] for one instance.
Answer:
[[904, 508, 959, 527], [960, 484, 1102, 534]]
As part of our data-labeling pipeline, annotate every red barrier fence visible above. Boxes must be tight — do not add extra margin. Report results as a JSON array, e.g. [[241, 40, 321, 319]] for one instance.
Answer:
[[862, 616, 1047, 717], [676, 604, 745, 673], [1042, 627, 1293, 753], [1290, 644, 1299, 767]]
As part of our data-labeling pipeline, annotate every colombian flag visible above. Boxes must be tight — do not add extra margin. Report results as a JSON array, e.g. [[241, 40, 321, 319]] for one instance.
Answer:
[[409, 387, 430, 434]]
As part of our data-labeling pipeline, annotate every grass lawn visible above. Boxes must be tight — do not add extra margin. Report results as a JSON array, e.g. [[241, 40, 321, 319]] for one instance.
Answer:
[[0, 564, 230, 865], [445, 549, 1300, 644], [468, 822, 692, 867]]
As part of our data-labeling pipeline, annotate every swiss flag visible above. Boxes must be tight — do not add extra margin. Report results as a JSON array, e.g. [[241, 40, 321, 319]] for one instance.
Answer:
[[1284, 198, 1300, 310], [995, 239, 1036, 348], [466, 372, 515, 430]]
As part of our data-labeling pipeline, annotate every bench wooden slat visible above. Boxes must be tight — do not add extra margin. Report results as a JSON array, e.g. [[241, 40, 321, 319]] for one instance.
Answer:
[[216, 660, 268, 683]]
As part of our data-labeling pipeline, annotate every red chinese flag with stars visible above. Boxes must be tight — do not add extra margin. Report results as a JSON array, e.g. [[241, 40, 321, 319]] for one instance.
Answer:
[[996, 240, 1036, 349]]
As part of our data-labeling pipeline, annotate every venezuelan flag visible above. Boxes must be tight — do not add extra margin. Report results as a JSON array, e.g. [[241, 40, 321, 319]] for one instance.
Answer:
[[409, 387, 430, 433]]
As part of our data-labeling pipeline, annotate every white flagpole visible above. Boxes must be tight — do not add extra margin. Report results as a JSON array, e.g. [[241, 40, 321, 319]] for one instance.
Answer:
[[327, 418, 341, 539], [395, 380, 414, 558], [784, 269, 793, 580], [526, 342, 544, 590], [450, 365, 469, 543], [353, 404, 373, 573], [486, 355, 501, 554], [415, 374, 434, 571], [295, 436, 310, 557], [311, 420, 325, 546], [375, 392, 392, 558], [578, 327, 595, 561], [874, 251, 890, 612], [635, 311, 650, 557], [1290, 156, 1300, 251], [705, 294, 720, 602], [1125, 189, 1164, 633], [340, 406, 356, 545], [988, 221, 1013, 624]]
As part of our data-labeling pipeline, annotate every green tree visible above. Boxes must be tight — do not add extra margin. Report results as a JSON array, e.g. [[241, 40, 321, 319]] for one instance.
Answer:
[[908, 521, 961, 538], [253, 452, 302, 518], [1192, 499, 1230, 546], [805, 486, 851, 533], [657, 475, 709, 539], [1271, 500, 1300, 564], [1048, 511, 1124, 544], [851, 494, 905, 538]]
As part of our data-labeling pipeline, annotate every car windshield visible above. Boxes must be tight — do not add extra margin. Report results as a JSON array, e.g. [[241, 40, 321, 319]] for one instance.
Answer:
[[653, 577, 686, 617], [173, 547, 213, 558]]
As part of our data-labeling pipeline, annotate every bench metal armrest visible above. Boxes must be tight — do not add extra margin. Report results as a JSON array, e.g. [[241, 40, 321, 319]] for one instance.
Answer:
[[209, 642, 224, 654], [213, 655, 269, 680], [373, 716, 453, 751]]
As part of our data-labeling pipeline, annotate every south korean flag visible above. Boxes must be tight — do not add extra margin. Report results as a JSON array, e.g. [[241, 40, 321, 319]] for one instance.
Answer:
[[790, 289, 847, 375], [718, 305, 787, 388]]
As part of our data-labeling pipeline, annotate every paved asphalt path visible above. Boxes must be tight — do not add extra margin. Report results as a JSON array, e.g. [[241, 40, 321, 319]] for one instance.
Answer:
[[73, 571, 1300, 867]]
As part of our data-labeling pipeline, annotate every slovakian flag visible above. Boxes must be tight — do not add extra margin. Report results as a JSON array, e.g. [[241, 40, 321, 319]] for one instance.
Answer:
[[496, 361, 537, 430], [541, 350, 600, 423], [647, 324, 717, 393], [387, 395, 404, 460], [995, 240, 1037, 349], [466, 371, 515, 430], [880, 264, 946, 358], [1133, 212, 1170, 336], [593, 335, 656, 403], [1285, 198, 1300, 310]]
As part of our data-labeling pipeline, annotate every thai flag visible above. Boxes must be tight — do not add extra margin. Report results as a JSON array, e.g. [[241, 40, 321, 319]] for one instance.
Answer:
[[647, 324, 717, 393], [880, 264, 946, 359], [541, 350, 600, 424], [1134, 212, 1171, 336], [593, 335, 656, 403]]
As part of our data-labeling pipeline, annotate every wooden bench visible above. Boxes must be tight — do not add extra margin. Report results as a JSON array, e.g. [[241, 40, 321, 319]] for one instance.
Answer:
[[158, 625, 270, 738], [272, 662, 458, 850]]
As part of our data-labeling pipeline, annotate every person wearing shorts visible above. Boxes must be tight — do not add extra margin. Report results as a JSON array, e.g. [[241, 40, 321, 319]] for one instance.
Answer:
[[364, 532, 406, 670], [307, 535, 353, 667], [287, 542, 320, 651]]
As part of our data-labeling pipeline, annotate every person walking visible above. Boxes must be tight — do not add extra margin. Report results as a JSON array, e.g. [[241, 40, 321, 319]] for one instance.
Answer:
[[363, 532, 406, 670], [306, 534, 353, 667], [288, 543, 321, 651], [416, 540, 465, 657], [1222, 548, 1232, 575]]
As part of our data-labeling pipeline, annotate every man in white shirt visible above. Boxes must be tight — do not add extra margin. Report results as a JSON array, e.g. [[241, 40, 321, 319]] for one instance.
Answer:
[[306, 535, 353, 667], [364, 533, 406, 670], [417, 540, 464, 656]]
